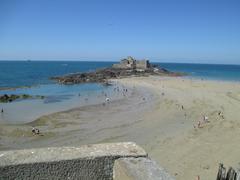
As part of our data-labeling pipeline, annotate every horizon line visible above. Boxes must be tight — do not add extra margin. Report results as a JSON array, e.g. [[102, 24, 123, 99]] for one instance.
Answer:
[[0, 59, 239, 66]]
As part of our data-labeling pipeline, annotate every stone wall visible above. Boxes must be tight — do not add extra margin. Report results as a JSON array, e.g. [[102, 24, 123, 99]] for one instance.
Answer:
[[136, 60, 150, 70], [112, 58, 136, 69], [112, 63, 132, 69], [112, 57, 150, 70], [0, 142, 174, 180]]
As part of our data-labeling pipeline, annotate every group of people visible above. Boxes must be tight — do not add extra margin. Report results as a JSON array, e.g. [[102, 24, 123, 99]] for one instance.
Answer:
[[194, 115, 210, 129], [104, 85, 130, 104], [32, 127, 40, 135], [77, 84, 130, 107], [194, 110, 225, 129]]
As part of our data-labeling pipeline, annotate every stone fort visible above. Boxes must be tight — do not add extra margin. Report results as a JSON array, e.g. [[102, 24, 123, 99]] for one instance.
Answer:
[[112, 56, 150, 70]]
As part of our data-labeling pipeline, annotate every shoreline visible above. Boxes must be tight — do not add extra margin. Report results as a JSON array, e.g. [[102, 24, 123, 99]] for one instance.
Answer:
[[1, 76, 240, 179], [0, 80, 157, 148], [0, 82, 127, 124]]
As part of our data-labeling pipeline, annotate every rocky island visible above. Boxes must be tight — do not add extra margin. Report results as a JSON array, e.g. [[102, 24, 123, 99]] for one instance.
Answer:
[[51, 56, 183, 85]]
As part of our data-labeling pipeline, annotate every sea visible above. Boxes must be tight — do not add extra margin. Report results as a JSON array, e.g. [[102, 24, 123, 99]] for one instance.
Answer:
[[0, 61, 240, 124]]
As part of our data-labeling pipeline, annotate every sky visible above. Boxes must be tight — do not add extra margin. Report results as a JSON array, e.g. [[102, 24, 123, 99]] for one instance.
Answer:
[[0, 0, 240, 64]]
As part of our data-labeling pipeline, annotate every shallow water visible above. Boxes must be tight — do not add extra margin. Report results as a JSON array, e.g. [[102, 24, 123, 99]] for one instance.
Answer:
[[0, 83, 129, 124], [0, 61, 117, 124]]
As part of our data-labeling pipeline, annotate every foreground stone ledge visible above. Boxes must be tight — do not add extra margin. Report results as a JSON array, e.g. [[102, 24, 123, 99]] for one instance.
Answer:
[[113, 157, 175, 180], [0, 142, 147, 180], [0, 142, 174, 180], [0, 142, 146, 166]]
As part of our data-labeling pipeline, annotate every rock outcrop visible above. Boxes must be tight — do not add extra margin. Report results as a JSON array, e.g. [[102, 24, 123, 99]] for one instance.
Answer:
[[0, 94, 44, 103], [51, 57, 183, 85]]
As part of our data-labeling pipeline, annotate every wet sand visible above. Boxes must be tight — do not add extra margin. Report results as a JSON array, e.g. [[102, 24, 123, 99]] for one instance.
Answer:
[[1, 76, 240, 179], [0, 83, 156, 150]]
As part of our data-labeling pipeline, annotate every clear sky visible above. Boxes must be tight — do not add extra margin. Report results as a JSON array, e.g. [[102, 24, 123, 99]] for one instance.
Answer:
[[0, 0, 240, 64]]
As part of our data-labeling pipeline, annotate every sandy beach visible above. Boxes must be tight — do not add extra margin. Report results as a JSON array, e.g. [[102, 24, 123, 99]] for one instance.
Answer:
[[1, 76, 240, 179]]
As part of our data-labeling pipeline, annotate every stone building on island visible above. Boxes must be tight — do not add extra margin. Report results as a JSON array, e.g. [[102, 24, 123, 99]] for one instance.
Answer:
[[112, 56, 150, 70]]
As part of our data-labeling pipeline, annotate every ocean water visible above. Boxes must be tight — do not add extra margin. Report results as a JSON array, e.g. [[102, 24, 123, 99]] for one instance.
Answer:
[[0, 61, 240, 123], [0, 61, 114, 88], [0, 61, 117, 123], [157, 62, 240, 82], [1, 61, 239, 89]]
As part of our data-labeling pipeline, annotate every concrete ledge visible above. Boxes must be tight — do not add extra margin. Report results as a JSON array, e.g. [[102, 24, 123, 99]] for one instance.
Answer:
[[0, 142, 146, 166], [0, 142, 174, 180], [113, 157, 175, 180], [0, 142, 147, 180]]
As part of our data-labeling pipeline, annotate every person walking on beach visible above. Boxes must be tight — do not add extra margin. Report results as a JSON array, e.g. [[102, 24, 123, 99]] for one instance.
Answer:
[[105, 97, 110, 103], [1, 108, 3, 113], [203, 115, 209, 123], [197, 121, 201, 128]]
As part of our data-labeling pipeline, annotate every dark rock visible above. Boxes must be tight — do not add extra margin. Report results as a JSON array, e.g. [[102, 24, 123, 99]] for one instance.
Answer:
[[0, 94, 45, 103], [50, 58, 185, 85]]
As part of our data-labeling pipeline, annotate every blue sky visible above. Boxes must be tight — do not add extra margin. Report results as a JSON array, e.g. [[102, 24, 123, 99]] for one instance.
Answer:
[[0, 0, 240, 64]]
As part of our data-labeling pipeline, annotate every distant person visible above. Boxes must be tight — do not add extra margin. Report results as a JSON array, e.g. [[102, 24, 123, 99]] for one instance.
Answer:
[[218, 111, 224, 119], [1, 108, 3, 113], [218, 111, 222, 116], [197, 121, 202, 128], [203, 115, 209, 123]]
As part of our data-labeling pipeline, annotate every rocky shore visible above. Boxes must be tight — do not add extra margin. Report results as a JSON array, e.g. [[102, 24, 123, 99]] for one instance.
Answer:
[[50, 57, 183, 85], [0, 94, 44, 103]]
